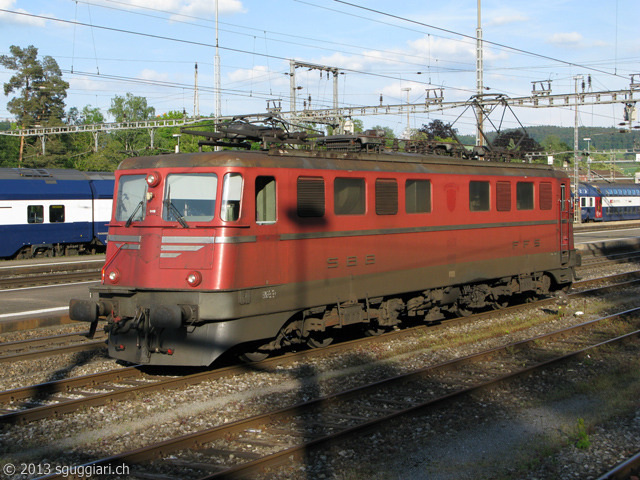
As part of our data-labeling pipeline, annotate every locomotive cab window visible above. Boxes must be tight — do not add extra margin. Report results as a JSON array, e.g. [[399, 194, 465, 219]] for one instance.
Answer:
[[469, 181, 490, 212], [256, 176, 276, 224], [334, 177, 365, 215], [115, 174, 147, 223], [27, 205, 44, 224], [375, 179, 398, 215], [517, 182, 534, 210], [163, 173, 217, 223], [50, 205, 65, 223], [405, 179, 431, 213], [221, 173, 242, 222]]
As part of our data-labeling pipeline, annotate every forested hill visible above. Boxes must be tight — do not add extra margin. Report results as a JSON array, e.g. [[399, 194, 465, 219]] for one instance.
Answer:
[[457, 126, 639, 151]]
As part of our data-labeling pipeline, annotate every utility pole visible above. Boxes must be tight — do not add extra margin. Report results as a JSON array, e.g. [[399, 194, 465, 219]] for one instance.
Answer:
[[573, 75, 583, 223], [476, 0, 484, 146], [290, 60, 296, 116], [402, 87, 411, 138], [194, 63, 200, 118], [214, 0, 221, 150]]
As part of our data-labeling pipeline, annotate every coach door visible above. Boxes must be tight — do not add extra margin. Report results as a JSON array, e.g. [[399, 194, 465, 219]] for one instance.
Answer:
[[559, 183, 570, 264], [595, 197, 603, 219]]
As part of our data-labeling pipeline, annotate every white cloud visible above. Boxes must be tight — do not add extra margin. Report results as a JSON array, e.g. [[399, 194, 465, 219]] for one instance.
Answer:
[[104, 0, 246, 19], [0, 0, 47, 26], [546, 32, 585, 48], [486, 14, 529, 27], [138, 68, 170, 82]]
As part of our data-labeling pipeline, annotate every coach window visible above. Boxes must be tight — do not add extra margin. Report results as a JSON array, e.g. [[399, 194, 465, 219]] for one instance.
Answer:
[[469, 181, 490, 212], [517, 182, 534, 210], [221, 173, 242, 221], [334, 177, 365, 215], [539, 182, 553, 210], [375, 179, 398, 215], [496, 181, 511, 211], [297, 176, 325, 217], [405, 179, 431, 213], [27, 205, 44, 224], [50, 205, 65, 223], [256, 176, 276, 224]]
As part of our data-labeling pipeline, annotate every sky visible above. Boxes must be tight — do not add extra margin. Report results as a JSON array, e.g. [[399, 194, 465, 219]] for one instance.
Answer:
[[0, 0, 638, 138]]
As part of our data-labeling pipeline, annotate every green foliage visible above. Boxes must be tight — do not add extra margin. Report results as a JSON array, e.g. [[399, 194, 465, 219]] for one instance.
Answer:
[[107, 93, 156, 154], [418, 119, 457, 142], [0, 45, 69, 129], [493, 129, 541, 152], [572, 418, 591, 449]]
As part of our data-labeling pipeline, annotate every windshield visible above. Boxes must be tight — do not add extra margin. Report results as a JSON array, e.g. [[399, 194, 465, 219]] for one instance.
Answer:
[[163, 173, 218, 223], [115, 175, 147, 223]]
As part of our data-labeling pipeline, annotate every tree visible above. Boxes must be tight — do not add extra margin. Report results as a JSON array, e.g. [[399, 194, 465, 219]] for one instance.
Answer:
[[492, 129, 541, 152], [0, 45, 69, 163], [541, 135, 572, 166], [108, 93, 156, 153], [418, 119, 457, 141]]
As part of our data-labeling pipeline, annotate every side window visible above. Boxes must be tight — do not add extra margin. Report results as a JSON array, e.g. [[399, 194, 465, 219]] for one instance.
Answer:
[[496, 181, 511, 212], [560, 184, 567, 212], [539, 182, 553, 210], [116, 174, 147, 222], [221, 173, 242, 222], [375, 179, 398, 215], [581, 197, 586, 207], [517, 182, 534, 210], [334, 177, 365, 215], [256, 176, 276, 224], [50, 205, 65, 223], [28, 205, 44, 224], [297, 176, 325, 217], [469, 181, 490, 212], [405, 179, 431, 213]]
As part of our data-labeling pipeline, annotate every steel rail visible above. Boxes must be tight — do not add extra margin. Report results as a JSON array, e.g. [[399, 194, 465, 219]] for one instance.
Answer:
[[0, 339, 105, 364], [595, 450, 640, 480]]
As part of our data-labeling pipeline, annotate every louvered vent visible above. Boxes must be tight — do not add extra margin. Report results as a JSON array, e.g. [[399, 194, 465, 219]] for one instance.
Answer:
[[297, 177, 325, 217], [496, 181, 511, 212], [375, 179, 398, 215], [539, 182, 553, 210]]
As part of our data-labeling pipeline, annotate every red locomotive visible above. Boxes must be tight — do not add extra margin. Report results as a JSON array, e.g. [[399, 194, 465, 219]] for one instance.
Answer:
[[70, 120, 581, 366]]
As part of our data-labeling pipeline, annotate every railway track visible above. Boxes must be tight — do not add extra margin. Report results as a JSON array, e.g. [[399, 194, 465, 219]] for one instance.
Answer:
[[0, 329, 106, 364], [35, 302, 640, 479], [1, 272, 638, 427], [0, 258, 103, 289]]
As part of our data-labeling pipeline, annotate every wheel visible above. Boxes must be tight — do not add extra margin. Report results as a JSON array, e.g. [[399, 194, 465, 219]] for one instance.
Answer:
[[453, 304, 473, 317], [238, 350, 269, 363], [363, 323, 388, 336], [307, 335, 334, 348], [491, 300, 508, 310]]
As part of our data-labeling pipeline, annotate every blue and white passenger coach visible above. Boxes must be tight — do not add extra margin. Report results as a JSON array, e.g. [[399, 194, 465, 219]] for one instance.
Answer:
[[578, 182, 640, 222], [0, 168, 114, 258]]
